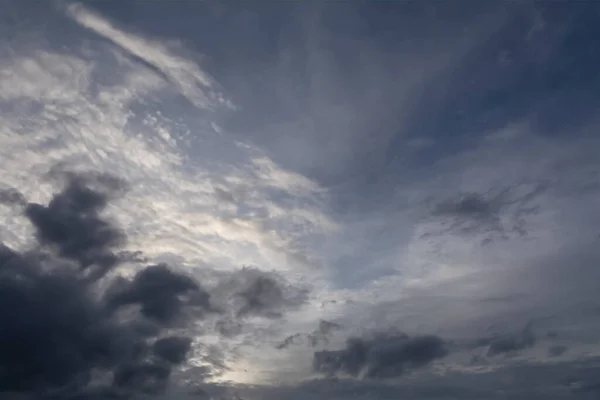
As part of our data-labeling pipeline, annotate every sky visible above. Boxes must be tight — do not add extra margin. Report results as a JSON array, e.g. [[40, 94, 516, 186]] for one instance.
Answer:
[[1, 0, 600, 399]]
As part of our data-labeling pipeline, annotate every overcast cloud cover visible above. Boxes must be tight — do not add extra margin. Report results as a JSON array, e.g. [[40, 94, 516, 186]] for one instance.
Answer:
[[1, 1, 600, 399]]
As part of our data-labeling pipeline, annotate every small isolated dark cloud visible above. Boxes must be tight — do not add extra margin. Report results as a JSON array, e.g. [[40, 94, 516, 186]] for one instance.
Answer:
[[427, 182, 547, 243], [276, 333, 303, 350], [434, 192, 499, 220], [210, 268, 306, 339], [214, 187, 236, 204], [313, 332, 448, 379], [215, 318, 243, 338], [309, 320, 342, 347], [227, 267, 308, 319], [0, 188, 27, 206], [277, 319, 342, 350], [476, 322, 536, 357]]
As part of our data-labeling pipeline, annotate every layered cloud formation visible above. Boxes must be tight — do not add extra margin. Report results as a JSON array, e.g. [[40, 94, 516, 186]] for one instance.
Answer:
[[0, 171, 309, 398], [1, 1, 600, 399]]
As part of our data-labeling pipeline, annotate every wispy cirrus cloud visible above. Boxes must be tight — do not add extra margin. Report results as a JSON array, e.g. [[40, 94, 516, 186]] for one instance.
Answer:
[[2, 1, 600, 398], [65, 2, 230, 111]]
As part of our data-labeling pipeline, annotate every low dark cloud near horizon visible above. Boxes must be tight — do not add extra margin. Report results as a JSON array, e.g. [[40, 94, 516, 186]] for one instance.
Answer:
[[0, 169, 306, 399], [245, 356, 600, 400], [311, 322, 542, 383], [313, 332, 448, 379]]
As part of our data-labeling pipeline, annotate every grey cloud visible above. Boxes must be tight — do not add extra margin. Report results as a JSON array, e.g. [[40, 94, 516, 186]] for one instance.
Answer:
[[236, 273, 284, 318], [112, 361, 171, 395], [427, 181, 547, 243], [237, 356, 600, 400], [215, 318, 243, 338], [116, 250, 148, 264], [318, 319, 342, 335], [0, 188, 26, 206], [24, 173, 127, 280], [214, 187, 236, 204], [0, 171, 212, 398], [276, 333, 302, 350], [224, 267, 308, 319], [277, 319, 342, 350], [476, 322, 536, 357], [313, 332, 448, 379], [152, 336, 192, 365], [0, 169, 314, 399], [548, 345, 567, 357], [309, 319, 342, 347], [433, 192, 500, 223], [105, 264, 210, 324]]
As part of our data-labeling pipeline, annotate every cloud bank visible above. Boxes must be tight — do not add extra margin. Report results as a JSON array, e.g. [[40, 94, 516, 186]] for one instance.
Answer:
[[0, 170, 309, 399]]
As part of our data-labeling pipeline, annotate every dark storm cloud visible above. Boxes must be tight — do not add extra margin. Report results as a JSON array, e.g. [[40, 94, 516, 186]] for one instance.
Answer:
[[24, 173, 127, 279], [0, 172, 211, 398], [313, 332, 448, 379], [0, 170, 314, 398], [0, 246, 184, 397], [153, 336, 192, 364], [105, 264, 211, 324], [112, 361, 172, 395]]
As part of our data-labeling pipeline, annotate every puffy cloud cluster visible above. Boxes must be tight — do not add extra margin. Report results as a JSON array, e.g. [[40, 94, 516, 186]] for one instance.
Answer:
[[0, 170, 305, 399]]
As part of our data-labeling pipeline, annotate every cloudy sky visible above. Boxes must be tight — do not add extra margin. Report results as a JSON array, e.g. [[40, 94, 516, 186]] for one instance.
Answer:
[[1, 1, 600, 399]]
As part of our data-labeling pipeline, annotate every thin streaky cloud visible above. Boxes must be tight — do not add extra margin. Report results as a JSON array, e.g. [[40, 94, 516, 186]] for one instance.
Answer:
[[66, 2, 227, 110]]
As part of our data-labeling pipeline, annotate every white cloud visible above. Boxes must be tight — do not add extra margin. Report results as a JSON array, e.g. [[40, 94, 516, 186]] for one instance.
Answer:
[[0, 4, 340, 385], [0, 3, 335, 274], [65, 2, 230, 110]]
